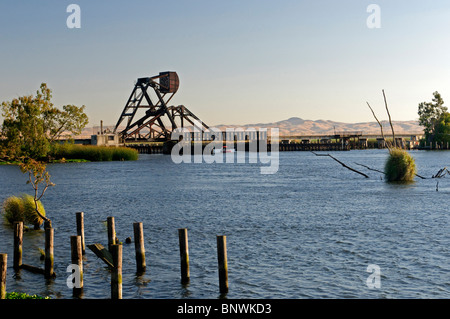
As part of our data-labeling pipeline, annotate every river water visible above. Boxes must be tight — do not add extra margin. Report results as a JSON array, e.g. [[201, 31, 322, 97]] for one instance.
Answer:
[[0, 150, 448, 299]]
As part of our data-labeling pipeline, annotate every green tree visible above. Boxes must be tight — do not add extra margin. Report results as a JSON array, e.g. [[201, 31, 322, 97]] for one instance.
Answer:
[[418, 91, 448, 142], [1, 89, 50, 159], [19, 158, 55, 228], [44, 104, 89, 143], [434, 112, 450, 144], [1, 83, 88, 159]]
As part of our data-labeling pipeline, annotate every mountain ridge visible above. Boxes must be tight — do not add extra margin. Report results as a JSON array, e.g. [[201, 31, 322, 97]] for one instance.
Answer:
[[84, 117, 423, 138], [214, 117, 423, 136]]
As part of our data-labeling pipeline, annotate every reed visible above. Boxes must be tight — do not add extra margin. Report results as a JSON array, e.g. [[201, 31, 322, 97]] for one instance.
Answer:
[[50, 144, 138, 162], [384, 148, 416, 182]]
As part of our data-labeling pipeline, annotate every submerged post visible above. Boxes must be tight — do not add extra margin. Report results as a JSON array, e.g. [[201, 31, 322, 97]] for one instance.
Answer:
[[111, 244, 123, 299], [13, 222, 23, 270], [133, 222, 146, 273], [44, 227, 54, 278], [217, 235, 229, 294], [70, 235, 83, 296], [107, 217, 116, 252], [178, 228, 190, 284], [76, 212, 86, 255], [0, 254, 7, 299]]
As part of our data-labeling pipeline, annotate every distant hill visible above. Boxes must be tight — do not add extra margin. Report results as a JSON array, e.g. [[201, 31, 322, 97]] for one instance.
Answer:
[[215, 117, 423, 136], [77, 117, 423, 139]]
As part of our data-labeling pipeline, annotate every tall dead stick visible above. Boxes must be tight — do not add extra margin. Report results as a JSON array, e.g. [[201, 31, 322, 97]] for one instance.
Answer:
[[311, 151, 369, 178], [366, 101, 391, 149], [382, 89, 396, 148]]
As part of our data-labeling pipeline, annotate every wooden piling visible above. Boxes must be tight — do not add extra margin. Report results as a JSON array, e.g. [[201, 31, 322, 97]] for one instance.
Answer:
[[13, 222, 23, 270], [0, 254, 7, 299], [70, 236, 83, 295], [76, 212, 85, 255], [111, 244, 123, 299], [178, 228, 190, 284], [107, 216, 116, 252], [217, 235, 229, 294], [133, 222, 146, 273], [44, 227, 54, 278]]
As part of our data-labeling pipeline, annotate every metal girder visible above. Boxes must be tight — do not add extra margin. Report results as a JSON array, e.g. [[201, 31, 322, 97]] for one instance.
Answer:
[[114, 72, 209, 141]]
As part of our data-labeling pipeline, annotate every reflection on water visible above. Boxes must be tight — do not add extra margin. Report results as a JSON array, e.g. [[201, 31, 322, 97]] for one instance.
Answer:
[[0, 150, 449, 299]]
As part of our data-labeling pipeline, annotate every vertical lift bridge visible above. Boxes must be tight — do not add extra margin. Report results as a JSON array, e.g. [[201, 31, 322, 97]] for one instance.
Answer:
[[114, 71, 209, 141]]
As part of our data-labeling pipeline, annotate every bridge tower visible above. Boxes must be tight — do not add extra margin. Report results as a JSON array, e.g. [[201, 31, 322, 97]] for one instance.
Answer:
[[114, 71, 209, 141]]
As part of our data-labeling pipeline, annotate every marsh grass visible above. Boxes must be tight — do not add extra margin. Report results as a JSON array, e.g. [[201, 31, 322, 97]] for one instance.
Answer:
[[1, 194, 46, 227], [50, 143, 138, 162], [385, 148, 416, 182]]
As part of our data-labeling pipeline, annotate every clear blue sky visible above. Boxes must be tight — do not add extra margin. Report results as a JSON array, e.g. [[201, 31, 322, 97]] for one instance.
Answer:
[[1, 0, 450, 127]]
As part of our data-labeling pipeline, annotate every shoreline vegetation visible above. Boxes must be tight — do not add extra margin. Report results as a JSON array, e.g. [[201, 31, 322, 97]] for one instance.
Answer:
[[49, 143, 139, 162], [0, 143, 139, 165]]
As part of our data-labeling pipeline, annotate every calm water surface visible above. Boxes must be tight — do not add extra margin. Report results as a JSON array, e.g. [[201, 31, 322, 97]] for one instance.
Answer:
[[0, 150, 449, 299]]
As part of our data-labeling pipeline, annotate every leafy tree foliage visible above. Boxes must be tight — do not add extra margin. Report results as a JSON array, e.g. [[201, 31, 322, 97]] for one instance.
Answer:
[[418, 91, 449, 143], [433, 112, 450, 144], [0, 83, 88, 159]]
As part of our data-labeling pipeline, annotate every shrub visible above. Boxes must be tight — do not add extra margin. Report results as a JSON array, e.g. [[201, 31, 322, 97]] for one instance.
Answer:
[[2, 196, 24, 224], [1, 194, 45, 227], [384, 148, 416, 182]]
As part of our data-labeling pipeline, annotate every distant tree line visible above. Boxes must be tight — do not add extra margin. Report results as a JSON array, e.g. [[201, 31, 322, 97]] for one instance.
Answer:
[[418, 91, 450, 144]]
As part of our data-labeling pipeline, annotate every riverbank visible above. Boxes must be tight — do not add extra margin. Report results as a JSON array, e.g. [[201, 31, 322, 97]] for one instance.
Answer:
[[0, 144, 139, 165]]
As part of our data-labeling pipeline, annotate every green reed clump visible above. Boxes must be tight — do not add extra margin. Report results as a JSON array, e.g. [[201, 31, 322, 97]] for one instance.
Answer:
[[1, 194, 46, 227], [111, 147, 139, 161], [384, 148, 416, 182], [2, 196, 22, 224], [5, 292, 50, 299], [50, 144, 138, 161]]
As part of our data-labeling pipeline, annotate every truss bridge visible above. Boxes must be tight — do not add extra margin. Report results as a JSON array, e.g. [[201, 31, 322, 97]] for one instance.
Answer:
[[114, 71, 209, 142]]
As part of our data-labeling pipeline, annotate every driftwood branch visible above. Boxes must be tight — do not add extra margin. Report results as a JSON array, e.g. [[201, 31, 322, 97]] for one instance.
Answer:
[[432, 167, 450, 178], [311, 151, 369, 178], [355, 162, 427, 180], [432, 168, 450, 191], [354, 162, 386, 175]]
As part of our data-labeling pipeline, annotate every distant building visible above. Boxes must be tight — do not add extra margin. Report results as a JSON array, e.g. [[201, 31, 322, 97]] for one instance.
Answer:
[[91, 133, 121, 146]]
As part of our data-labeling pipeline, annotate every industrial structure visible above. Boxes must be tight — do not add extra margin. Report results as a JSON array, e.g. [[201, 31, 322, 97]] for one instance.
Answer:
[[112, 71, 423, 153], [114, 71, 209, 142]]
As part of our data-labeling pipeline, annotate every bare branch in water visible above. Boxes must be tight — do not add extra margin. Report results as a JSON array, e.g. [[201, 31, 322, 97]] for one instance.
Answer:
[[354, 162, 386, 175], [311, 151, 369, 178], [432, 167, 450, 178]]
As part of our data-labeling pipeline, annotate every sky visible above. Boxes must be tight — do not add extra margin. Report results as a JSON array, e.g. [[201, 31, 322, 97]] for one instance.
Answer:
[[1, 0, 450, 127]]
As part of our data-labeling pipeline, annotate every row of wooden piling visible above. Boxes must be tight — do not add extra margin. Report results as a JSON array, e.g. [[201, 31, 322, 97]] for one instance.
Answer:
[[0, 212, 229, 299], [12, 221, 55, 278]]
